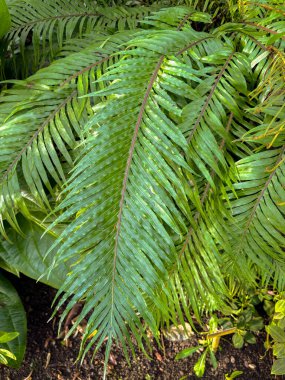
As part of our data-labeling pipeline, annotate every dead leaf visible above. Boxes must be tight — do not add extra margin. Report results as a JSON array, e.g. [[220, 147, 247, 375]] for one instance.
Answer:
[[45, 352, 51, 369], [109, 353, 117, 365], [163, 323, 194, 341], [155, 352, 163, 362]]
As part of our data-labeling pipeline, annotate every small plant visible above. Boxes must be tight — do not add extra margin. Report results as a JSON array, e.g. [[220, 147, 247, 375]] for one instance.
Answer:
[[219, 287, 266, 348], [225, 370, 243, 380], [220, 309, 264, 349], [265, 295, 285, 375], [175, 315, 236, 378], [175, 290, 268, 377], [0, 331, 19, 365]]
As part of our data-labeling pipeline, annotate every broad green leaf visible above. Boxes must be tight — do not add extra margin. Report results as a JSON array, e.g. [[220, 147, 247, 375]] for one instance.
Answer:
[[175, 346, 201, 360], [0, 273, 26, 367], [0, 218, 71, 289], [278, 318, 285, 330], [267, 325, 285, 343], [194, 349, 207, 378], [232, 333, 244, 349], [244, 332, 256, 344], [273, 342, 285, 359], [0, 348, 16, 363], [248, 317, 264, 331], [276, 300, 285, 316], [271, 358, 285, 375], [0, 331, 19, 343], [0, 258, 19, 277], [0, 0, 11, 38]]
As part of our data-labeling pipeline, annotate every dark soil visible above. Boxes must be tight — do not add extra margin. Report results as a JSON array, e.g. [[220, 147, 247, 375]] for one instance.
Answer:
[[0, 275, 283, 380]]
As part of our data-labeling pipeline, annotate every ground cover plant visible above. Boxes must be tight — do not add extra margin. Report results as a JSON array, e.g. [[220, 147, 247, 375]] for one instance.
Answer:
[[0, 0, 284, 378]]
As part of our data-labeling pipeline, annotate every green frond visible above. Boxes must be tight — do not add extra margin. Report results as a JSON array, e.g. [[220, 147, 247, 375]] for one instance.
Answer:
[[44, 13, 272, 359], [47, 26, 221, 360], [141, 5, 212, 29], [0, 32, 131, 232], [228, 148, 285, 288], [1, 1, 285, 375], [1, 0, 157, 79]]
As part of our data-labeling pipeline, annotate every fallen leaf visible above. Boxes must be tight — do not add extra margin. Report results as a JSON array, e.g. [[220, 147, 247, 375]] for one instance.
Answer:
[[109, 353, 117, 365], [45, 352, 51, 369], [163, 323, 194, 341], [155, 352, 163, 362]]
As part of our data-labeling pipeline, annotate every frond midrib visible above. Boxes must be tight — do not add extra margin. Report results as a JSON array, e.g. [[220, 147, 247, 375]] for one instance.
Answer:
[[186, 52, 234, 144], [110, 54, 166, 330], [0, 90, 77, 184], [237, 145, 285, 249], [60, 55, 113, 88]]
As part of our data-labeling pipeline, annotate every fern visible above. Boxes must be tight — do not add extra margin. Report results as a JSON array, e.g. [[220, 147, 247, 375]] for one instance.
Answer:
[[0, 0, 285, 378], [1, 1, 157, 79]]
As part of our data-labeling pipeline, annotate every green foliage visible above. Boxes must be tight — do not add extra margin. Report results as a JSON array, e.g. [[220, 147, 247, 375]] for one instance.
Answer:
[[218, 288, 265, 348], [0, 0, 284, 375], [175, 288, 278, 376], [0, 0, 11, 38], [266, 295, 285, 375], [175, 315, 219, 378], [225, 371, 243, 380], [0, 331, 19, 365], [0, 274, 26, 367], [0, 217, 72, 289]]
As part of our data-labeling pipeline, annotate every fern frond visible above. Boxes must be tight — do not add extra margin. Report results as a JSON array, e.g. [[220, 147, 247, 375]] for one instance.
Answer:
[[228, 148, 285, 288], [0, 32, 131, 232], [1, 1, 285, 375], [47, 26, 225, 362], [141, 5, 212, 29], [1, 0, 156, 79], [43, 12, 268, 364]]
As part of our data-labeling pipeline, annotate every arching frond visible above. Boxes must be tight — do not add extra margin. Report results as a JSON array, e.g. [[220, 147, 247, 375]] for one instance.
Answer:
[[0, 1, 285, 376], [0, 32, 132, 233], [44, 21, 255, 363], [48, 28, 204, 363], [1, 0, 156, 79], [227, 148, 285, 288]]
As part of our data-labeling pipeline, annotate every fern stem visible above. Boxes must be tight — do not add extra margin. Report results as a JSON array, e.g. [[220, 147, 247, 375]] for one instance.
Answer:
[[111, 55, 165, 328], [243, 22, 285, 41], [60, 55, 112, 87], [186, 52, 234, 144], [176, 36, 213, 56]]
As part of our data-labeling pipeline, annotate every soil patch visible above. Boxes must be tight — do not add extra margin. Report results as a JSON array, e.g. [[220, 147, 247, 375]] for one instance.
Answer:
[[0, 275, 283, 380]]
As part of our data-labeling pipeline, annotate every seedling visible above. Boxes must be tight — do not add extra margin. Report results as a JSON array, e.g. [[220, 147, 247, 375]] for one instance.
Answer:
[[176, 315, 237, 378], [225, 370, 243, 379]]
